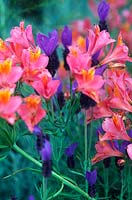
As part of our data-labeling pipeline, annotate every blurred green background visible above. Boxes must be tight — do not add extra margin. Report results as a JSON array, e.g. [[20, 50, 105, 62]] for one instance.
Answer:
[[0, 0, 95, 39]]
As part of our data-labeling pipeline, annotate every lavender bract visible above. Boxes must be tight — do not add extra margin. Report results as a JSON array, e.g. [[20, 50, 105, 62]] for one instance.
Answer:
[[62, 26, 72, 48], [65, 142, 78, 157], [37, 30, 58, 56], [85, 169, 97, 186], [41, 139, 52, 161], [98, 0, 110, 22], [33, 125, 42, 136]]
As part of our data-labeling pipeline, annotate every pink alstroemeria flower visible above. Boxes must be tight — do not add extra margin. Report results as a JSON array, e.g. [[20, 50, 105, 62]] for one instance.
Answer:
[[6, 21, 35, 48], [101, 33, 132, 65], [67, 46, 91, 75], [87, 99, 113, 123], [106, 70, 132, 112], [92, 134, 124, 164], [17, 95, 46, 132], [101, 114, 131, 141], [127, 144, 132, 160], [87, 25, 115, 55], [76, 68, 105, 103], [31, 70, 60, 100], [0, 39, 12, 60], [6, 21, 35, 61], [21, 47, 49, 83], [0, 89, 22, 124], [0, 58, 23, 91]]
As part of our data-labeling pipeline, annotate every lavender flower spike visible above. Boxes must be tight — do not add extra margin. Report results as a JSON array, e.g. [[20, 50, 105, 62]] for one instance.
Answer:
[[98, 0, 110, 22], [61, 26, 72, 48], [41, 139, 52, 177], [65, 142, 78, 157], [65, 142, 78, 169], [41, 139, 52, 161], [37, 29, 58, 56], [85, 169, 97, 186]]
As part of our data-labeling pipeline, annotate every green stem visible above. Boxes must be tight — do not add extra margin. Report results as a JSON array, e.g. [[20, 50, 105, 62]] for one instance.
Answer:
[[43, 177, 47, 200], [50, 99, 54, 121], [120, 171, 124, 200], [104, 168, 109, 198], [84, 110, 88, 165], [13, 144, 95, 200], [84, 110, 88, 193], [128, 163, 131, 200], [3, 167, 41, 180], [88, 121, 93, 159], [47, 183, 64, 200]]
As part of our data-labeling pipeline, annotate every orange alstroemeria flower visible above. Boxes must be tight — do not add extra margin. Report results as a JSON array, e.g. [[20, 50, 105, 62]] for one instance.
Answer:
[[92, 134, 124, 164]]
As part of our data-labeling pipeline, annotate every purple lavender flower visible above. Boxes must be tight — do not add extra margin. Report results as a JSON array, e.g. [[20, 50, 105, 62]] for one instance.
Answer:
[[61, 26, 72, 71], [65, 142, 78, 157], [62, 26, 72, 48], [33, 125, 45, 152], [33, 125, 42, 136], [37, 30, 59, 77], [65, 142, 78, 169], [28, 195, 35, 200], [37, 30, 58, 56], [41, 139, 52, 161], [41, 139, 52, 177], [85, 169, 97, 186], [86, 169, 97, 197], [98, 0, 110, 22]]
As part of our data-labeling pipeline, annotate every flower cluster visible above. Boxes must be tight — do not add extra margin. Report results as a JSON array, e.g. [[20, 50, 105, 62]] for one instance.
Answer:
[[0, 21, 60, 132]]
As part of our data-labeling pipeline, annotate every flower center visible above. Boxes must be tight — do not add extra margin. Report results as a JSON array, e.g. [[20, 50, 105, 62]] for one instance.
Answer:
[[0, 89, 11, 104], [25, 95, 41, 108], [81, 68, 95, 81], [30, 48, 41, 62], [0, 59, 12, 74]]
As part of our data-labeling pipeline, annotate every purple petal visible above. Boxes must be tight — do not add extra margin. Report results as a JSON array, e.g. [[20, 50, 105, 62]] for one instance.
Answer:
[[72, 80, 78, 92], [86, 169, 97, 186], [98, 0, 110, 21], [95, 64, 107, 75], [33, 125, 42, 136], [96, 126, 104, 138], [92, 51, 100, 60], [41, 139, 52, 161], [62, 26, 72, 47], [57, 81, 63, 93], [128, 129, 132, 138], [65, 142, 78, 156], [86, 37, 89, 51], [37, 30, 58, 56], [113, 140, 119, 150], [29, 195, 35, 200], [120, 141, 130, 153]]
